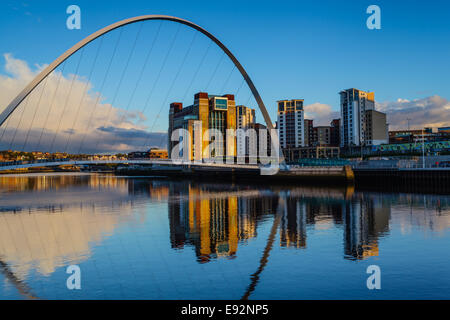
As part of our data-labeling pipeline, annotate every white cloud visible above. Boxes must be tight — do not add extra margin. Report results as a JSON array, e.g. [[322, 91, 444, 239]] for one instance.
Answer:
[[0, 54, 164, 153], [301, 96, 450, 131], [304, 103, 339, 126], [376, 95, 450, 130]]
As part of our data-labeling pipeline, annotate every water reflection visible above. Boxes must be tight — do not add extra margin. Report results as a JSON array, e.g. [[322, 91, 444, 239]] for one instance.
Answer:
[[0, 173, 449, 299], [167, 183, 279, 263]]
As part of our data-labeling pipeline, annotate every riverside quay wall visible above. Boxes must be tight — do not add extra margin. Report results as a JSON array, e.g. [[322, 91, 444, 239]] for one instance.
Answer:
[[115, 164, 354, 184], [353, 167, 450, 194]]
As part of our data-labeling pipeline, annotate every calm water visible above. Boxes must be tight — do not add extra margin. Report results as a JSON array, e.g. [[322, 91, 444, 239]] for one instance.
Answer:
[[0, 173, 448, 300]]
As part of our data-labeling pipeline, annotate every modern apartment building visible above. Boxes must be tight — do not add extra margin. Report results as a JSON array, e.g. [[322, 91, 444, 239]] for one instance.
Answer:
[[303, 119, 340, 148], [340, 88, 387, 146], [168, 92, 236, 160], [247, 122, 272, 160], [314, 126, 331, 146], [330, 119, 340, 147], [304, 119, 314, 147], [236, 105, 256, 157], [236, 105, 255, 129], [277, 99, 305, 148], [365, 110, 388, 145]]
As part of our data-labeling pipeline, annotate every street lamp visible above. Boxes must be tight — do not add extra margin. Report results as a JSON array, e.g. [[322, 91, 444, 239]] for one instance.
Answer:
[[422, 128, 425, 169], [406, 118, 411, 143]]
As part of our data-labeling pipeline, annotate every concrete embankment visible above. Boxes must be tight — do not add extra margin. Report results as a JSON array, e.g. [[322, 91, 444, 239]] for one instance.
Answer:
[[115, 165, 354, 184], [354, 168, 450, 193]]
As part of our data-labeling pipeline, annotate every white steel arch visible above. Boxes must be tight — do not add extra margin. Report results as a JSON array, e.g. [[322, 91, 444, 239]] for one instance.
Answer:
[[0, 15, 275, 131]]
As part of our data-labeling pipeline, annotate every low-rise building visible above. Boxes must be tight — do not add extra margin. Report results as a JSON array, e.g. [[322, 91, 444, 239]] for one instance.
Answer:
[[304, 119, 314, 147], [313, 126, 331, 146], [330, 119, 340, 147], [128, 151, 149, 159], [149, 148, 168, 159], [283, 146, 340, 161]]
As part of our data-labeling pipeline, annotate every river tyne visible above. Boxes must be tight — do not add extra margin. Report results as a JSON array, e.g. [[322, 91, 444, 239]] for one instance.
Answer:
[[0, 173, 448, 299]]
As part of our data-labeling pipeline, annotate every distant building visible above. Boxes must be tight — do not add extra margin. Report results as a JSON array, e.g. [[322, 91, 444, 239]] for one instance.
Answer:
[[388, 128, 434, 144], [389, 128, 450, 145], [277, 99, 305, 148], [149, 148, 168, 159], [303, 119, 340, 148], [247, 122, 272, 161], [236, 105, 256, 157], [304, 119, 314, 147], [438, 126, 450, 133], [284, 112, 342, 161], [31, 151, 45, 160], [128, 149, 168, 159], [236, 105, 255, 129], [365, 110, 388, 145], [128, 151, 149, 159], [168, 92, 237, 161], [313, 126, 331, 146], [389, 129, 426, 144], [52, 152, 68, 159], [340, 88, 375, 146], [330, 119, 340, 147], [283, 146, 340, 161], [339, 88, 387, 146]]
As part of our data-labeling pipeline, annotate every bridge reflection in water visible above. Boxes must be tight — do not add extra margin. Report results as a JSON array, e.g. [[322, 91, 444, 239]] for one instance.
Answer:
[[0, 173, 449, 299]]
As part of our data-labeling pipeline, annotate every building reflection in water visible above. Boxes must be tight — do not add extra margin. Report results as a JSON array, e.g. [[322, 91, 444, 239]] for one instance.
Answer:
[[167, 183, 279, 263], [165, 183, 448, 262], [342, 197, 390, 260], [0, 173, 449, 285], [275, 189, 390, 259]]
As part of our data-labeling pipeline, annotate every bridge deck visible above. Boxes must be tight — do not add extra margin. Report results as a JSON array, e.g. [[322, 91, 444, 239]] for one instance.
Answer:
[[0, 159, 261, 171]]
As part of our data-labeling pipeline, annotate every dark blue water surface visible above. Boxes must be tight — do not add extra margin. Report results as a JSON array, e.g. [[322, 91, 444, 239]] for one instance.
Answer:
[[0, 173, 448, 299]]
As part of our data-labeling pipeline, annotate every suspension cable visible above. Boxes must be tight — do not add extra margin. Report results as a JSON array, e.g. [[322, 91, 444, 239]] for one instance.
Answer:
[[108, 23, 160, 149], [181, 40, 212, 103], [49, 47, 85, 153], [220, 64, 236, 94], [235, 77, 246, 97], [35, 61, 67, 152], [145, 30, 198, 150], [63, 36, 104, 154], [97, 21, 163, 155], [245, 89, 253, 106], [205, 51, 226, 92], [0, 116, 11, 148], [91, 24, 143, 152], [137, 23, 181, 129], [21, 75, 50, 151], [8, 96, 30, 150], [76, 28, 124, 155]]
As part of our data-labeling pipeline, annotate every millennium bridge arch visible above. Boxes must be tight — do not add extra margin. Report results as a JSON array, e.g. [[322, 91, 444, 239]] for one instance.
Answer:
[[0, 14, 275, 138]]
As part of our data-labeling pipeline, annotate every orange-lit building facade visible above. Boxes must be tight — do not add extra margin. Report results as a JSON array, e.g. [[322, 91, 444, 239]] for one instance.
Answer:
[[149, 148, 168, 159], [168, 92, 237, 161], [168, 184, 277, 262]]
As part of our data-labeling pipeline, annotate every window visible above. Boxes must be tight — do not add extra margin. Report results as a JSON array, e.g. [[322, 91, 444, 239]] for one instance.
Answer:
[[215, 98, 228, 110]]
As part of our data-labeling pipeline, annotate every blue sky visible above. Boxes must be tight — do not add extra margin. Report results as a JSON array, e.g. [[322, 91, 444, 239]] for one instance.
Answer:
[[0, 0, 449, 151]]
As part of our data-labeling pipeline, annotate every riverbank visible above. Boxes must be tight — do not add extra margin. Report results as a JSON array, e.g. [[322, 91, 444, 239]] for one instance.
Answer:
[[115, 164, 354, 184], [354, 167, 450, 194]]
